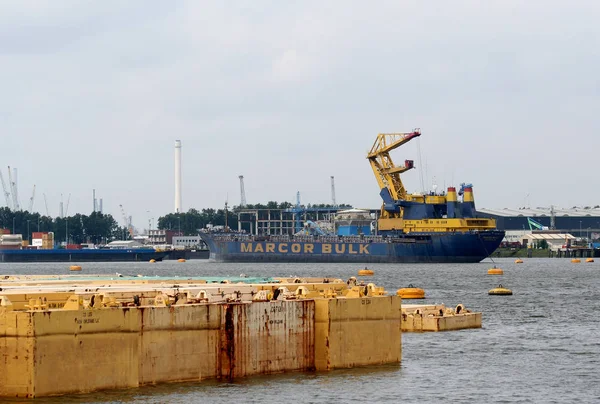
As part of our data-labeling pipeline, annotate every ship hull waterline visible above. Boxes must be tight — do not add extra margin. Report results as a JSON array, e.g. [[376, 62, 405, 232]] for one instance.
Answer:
[[201, 231, 505, 264], [0, 250, 169, 263]]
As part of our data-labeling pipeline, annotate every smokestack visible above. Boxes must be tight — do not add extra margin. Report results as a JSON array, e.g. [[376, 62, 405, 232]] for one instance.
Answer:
[[93, 189, 96, 212], [99, 198, 103, 213], [174, 140, 182, 213]]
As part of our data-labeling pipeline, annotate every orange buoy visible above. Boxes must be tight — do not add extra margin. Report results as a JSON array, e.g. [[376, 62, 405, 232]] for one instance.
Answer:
[[149, 259, 156, 263], [69, 265, 82, 271], [396, 284, 425, 299], [515, 259, 523, 264], [177, 258, 186, 263], [488, 267, 503, 275], [358, 268, 374, 276], [586, 258, 594, 263], [571, 258, 581, 263]]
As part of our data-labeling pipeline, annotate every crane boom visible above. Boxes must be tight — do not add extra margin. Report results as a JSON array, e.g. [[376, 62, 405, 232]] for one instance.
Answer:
[[43, 193, 50, 216], [12, 167, 19, 211], [7, 166, 19, 210], [64, 193, 71, 216], [28, 185, 36, 212], [367, 130, 421, 201], [0, 170, 11, 209], [119, 204, 134, 238]]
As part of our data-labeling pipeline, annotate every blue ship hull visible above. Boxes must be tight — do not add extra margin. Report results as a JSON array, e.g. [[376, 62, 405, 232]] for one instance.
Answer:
[[200, 231, 505, 263], [0, 249, 169, 263]]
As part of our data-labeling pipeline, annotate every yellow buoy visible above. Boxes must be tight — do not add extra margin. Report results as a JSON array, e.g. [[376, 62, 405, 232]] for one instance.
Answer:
[[489, 284, 512, 296], [149, 259, 156, 263], [515, 259, 523, 264], [488, 267, 504, 275], [69, 265, 82, 271], [571, 258, 581, 263], [358, 268, 374, 276], [396, 284, 425, 299], [586, 258, 594, 263], [177, 258, 186, 263]]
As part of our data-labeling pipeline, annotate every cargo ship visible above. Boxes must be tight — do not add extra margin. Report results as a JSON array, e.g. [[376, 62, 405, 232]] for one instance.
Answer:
[[200, 129, 504, 263], [0, 248, 169, 263]]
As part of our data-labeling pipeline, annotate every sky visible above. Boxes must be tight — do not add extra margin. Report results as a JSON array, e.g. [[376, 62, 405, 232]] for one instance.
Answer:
[[1, 1, 599, 231]]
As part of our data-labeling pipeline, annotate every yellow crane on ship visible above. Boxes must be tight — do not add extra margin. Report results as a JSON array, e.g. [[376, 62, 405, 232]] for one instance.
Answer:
[[367, 129, 497, 233]]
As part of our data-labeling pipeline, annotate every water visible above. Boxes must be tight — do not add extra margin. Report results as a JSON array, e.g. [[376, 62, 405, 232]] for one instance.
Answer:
[[2, 258, 600, 403]]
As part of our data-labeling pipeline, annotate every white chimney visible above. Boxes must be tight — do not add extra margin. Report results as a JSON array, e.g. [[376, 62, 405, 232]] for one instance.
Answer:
[[174, 140, 182, 212]]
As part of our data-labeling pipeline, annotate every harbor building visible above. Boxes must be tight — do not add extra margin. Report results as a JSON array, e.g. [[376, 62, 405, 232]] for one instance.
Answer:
[[172, 236, 205, 248], [478, 206, 600, 239], [147, 229, 181, 246]]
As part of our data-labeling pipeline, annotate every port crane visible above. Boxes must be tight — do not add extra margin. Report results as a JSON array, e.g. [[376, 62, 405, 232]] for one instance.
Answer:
[[43, 194, 50, 216], [28, 185, 36, 212], [64, 193, 71, 216], [7, 166, 19, 210], [367, 130, 421, 224], [119, 204, 134, 239], [0, 170, 11, 209]]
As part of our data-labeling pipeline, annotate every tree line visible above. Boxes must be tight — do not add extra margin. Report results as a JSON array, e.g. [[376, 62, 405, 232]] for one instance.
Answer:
[[0, 207, 125, 245], [157, 202, 351, 235], [0, 201, 351, 244]]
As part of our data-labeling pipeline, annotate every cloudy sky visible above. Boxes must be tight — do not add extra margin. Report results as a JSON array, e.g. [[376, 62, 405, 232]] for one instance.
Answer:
[[1, 1, 599, 230]]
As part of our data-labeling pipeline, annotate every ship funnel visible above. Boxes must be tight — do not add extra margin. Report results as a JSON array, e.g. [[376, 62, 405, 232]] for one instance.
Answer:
[[446, 187, 460, 218], [462, 187, 474, 203], [446, 187, 457, 202], [460, 187, 476, 217]]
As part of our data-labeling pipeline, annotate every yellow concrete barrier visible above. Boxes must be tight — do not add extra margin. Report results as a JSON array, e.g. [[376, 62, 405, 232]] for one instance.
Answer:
[[314, 296, 401, 370], [0, 294, 402, 397]]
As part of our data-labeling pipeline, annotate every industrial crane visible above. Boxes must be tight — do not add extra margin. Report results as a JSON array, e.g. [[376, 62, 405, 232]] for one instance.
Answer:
[[43, 193, 50, 216], [64, 193, 71, 216], [367, 130, 421, 223], [367, 130, 421, 203], [119, 204, 134, 238], [28, 185, 36, 212], [7, 166, 19, 210], [0, 170, 11, 209]]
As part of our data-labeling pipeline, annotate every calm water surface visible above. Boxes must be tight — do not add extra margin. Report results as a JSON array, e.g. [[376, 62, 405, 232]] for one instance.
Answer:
[[2, 258, 599, 403]]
